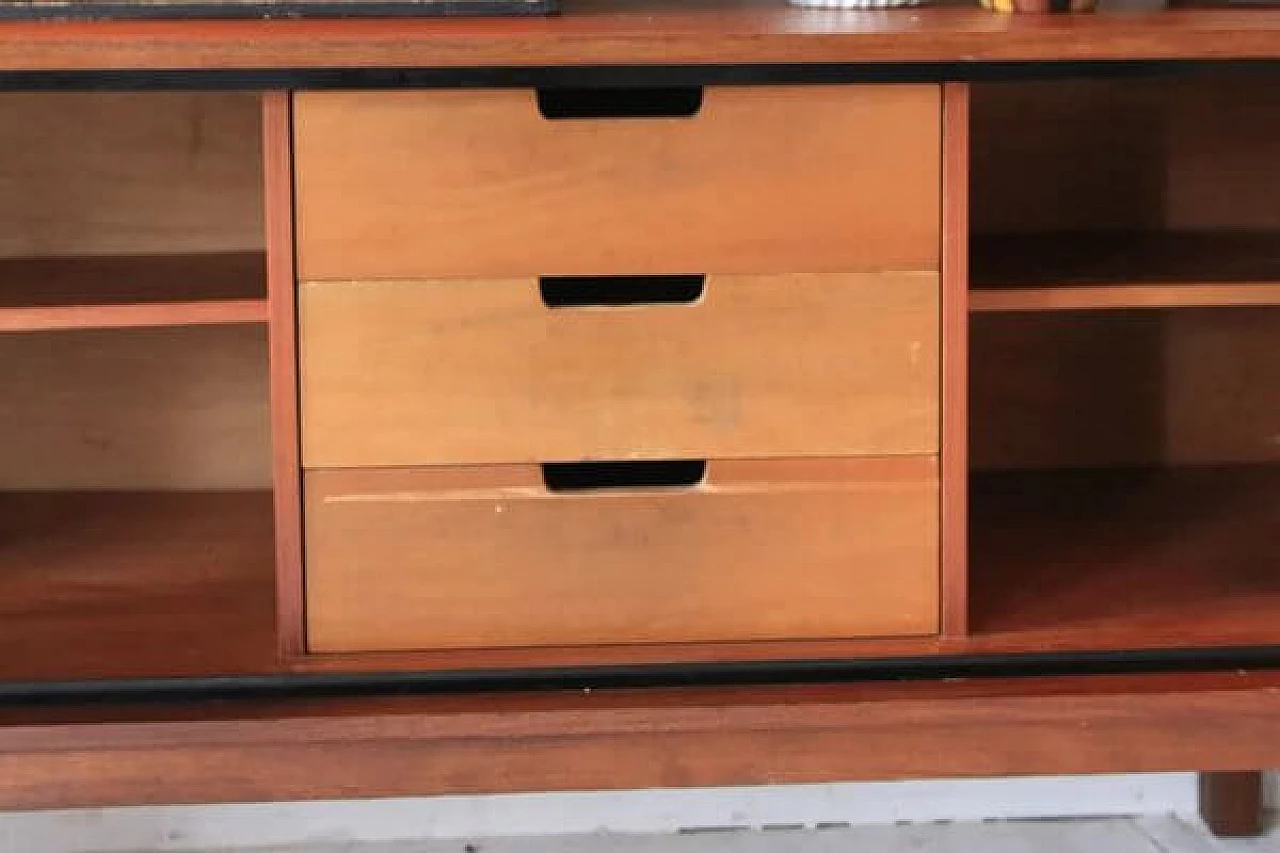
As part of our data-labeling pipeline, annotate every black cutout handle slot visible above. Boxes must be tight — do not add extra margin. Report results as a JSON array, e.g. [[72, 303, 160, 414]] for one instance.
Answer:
[[536, 87, 704, 120], [542, 460, 707, 492], [540, 275, 706, 309]]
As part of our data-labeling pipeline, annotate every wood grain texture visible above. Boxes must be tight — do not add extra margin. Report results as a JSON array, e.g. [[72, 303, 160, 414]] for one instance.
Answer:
[[972, 79, 1172, 236], [973, 283, 1280, 313], [2, 671, 1280, 809], [264, 91, 305, 662], [971, 465, 1280, 651], [971, 308, 1280, 469], [0, 92, 262, 258], [0, 325, 271, 490], [293, 85, 941, 279], [295, 636, 955, 673], [973, 74, 1280, 237], [0, 491, 276, 681], [971, 231, 1280, 312], [300, 272, 939, 467], [305, 457, 940, 654], [0, 253, 267, 331], [8, 1, 1280, 71], [940, 82, 968, 638], [300, 461, 1280, 671]]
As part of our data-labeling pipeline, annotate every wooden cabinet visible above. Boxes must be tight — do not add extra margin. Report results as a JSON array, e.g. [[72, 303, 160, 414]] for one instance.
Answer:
[[293, 84, 945, 661], [0, 93, 276, 683], [966, 74, 1280, 653], [0, 29, 1278, 821]]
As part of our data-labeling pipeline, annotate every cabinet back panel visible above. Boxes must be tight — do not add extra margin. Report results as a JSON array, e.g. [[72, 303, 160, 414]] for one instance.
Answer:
[[0, 93, 263, 257], [972, 73, 1280, 470], [972, 73, 1280, 233], [972, 309, 1280, 469], [0, 326, 270, 490]]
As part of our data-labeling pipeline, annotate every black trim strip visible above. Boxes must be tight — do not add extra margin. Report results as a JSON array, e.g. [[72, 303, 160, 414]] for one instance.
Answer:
[[5, 645, 1280, 707], [0, 0, 552, 17], [3, 59, 1280, 92]]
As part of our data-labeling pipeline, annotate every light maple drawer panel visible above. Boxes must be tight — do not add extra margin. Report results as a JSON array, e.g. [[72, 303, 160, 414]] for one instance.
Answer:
[[292, 85, 941, 279], [305, 457, 940, 654], [300, 271, 939, 468]]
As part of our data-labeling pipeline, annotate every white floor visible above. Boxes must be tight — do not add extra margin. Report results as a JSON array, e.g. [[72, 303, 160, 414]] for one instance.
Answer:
[[0, 774, 1274, 853], [118, 817, 1280, 853]]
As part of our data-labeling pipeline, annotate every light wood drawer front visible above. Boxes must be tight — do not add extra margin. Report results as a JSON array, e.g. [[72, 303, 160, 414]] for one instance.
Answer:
[[305, 457, 939, 654], [293, 85, 941, 280], [300, 271, 939, 468]]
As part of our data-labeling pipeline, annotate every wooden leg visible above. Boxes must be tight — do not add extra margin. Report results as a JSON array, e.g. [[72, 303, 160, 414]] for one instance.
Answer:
[[1199, 771, 1266, 838]]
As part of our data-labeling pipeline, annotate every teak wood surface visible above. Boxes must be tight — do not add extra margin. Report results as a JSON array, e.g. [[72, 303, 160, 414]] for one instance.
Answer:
[[264, 91, 307, 662], [0, 492, 277, 681], [304, 458, 940, 653], [293, 86, 940, 280], [0, 253, 267, 331], [2, 26, 1280, 815], [939, 82, 969, 639], [7, 0, 1280, 70], [2, 671, 1280, 810], [0, 325, 271, 490], [0, 93, 263, 257], [300, 272, 939, 467]]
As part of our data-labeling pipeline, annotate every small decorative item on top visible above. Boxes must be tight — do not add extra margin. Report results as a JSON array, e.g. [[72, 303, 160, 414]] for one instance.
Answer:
[[981, 0, 1095, 10], [788, 0, 924, 9], [0, 0, 552, 18]]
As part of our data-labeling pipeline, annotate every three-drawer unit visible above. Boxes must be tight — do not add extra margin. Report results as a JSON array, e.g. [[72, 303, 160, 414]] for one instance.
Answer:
[[292, 84, 944, 660]]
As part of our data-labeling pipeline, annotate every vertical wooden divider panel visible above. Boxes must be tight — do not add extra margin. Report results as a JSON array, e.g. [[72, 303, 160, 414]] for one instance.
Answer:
[[941, 82, 969, 638], [264, 92, 305, 662]]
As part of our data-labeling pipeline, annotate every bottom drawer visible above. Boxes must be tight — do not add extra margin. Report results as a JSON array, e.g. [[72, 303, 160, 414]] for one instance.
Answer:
[[304, 457, 939, 654]]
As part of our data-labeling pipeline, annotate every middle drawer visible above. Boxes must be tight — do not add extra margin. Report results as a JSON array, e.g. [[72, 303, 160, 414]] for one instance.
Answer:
[[300, 271, 939, 468]]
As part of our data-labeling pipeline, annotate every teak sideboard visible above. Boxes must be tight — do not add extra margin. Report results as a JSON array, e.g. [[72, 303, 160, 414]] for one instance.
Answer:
[[1, 1, 1279, 835]]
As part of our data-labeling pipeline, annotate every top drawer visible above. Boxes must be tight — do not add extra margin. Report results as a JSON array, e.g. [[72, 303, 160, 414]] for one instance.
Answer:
[[293, 85, 941, 280]]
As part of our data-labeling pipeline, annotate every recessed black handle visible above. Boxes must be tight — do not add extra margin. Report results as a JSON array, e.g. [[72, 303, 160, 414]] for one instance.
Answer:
[[542, 460, 707, 492], [539, 275, 706, 309], [536, 87, 704, 120]]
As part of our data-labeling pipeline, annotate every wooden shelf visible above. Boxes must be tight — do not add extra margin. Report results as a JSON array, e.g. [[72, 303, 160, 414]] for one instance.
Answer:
[[0, 253, 267, 332], [0, 473, 1275, 683], [0, 491, 277, 681], [970, 231, 1280, 312], [970, 465, 1280, 651]]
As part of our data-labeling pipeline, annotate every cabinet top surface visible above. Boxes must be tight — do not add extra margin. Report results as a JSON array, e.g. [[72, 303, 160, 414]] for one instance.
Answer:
[[3, 0, 1280, 72]]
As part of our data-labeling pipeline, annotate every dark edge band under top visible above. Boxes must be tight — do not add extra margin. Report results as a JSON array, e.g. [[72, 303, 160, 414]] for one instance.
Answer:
[[3, 644, 1280, 708], [2, 59, 1280, 92]]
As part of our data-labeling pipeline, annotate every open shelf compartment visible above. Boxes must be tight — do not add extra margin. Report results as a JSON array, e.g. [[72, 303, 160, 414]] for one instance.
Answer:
[[969, 72, 1280, 313], [971, 464, 1280, 651], [0, 324, 278, 682], [968, 302, 1280, 652], [0, 92, 278, 683], [0, 93, 267, 333], [966, 71, 1280, 653]]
